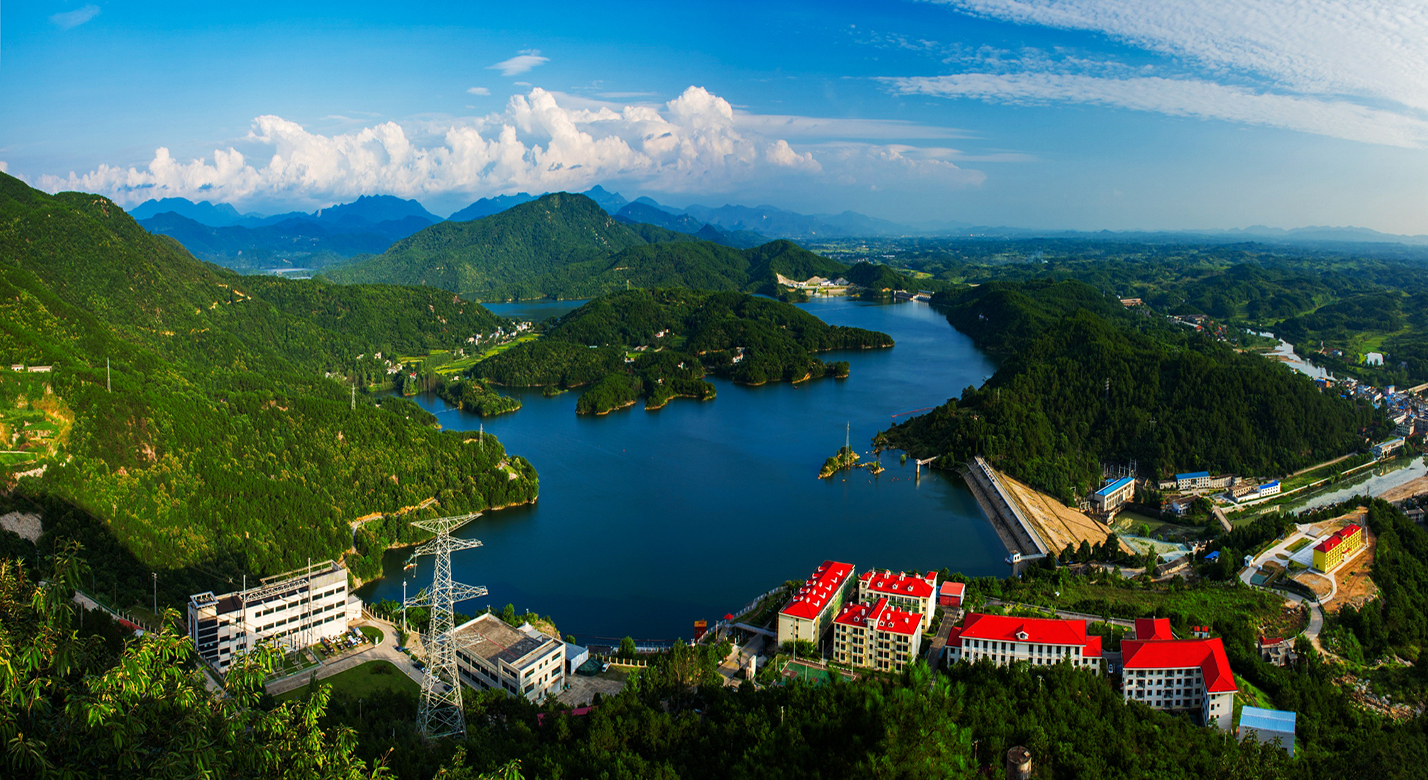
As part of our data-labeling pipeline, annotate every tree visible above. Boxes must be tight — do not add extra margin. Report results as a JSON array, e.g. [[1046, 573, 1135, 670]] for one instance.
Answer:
[[0, 544, 387, 779], [619, 636, 638, 657]]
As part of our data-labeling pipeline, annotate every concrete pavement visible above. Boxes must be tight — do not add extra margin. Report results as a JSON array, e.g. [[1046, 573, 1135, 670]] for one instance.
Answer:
[[265, 615, 424, 697]]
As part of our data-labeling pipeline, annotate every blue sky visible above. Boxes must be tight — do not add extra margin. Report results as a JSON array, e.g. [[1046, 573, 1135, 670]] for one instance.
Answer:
[[3, 0, 1426, 232]]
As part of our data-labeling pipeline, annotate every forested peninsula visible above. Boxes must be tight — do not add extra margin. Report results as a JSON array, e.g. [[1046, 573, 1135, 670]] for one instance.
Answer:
[[879, 279, 1389, 502], [0, 173, 537, 602], [470, 288, 891, 413], [322, 193, 849, 301]]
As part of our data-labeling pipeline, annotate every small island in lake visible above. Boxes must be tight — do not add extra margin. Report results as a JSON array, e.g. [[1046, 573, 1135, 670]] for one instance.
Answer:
[[819, 445, 860, 478], [471, 288, 892, 415]]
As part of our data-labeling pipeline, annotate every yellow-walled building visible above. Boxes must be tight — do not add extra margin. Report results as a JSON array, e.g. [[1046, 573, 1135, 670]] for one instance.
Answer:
[[1312, 524, 1364, 573]]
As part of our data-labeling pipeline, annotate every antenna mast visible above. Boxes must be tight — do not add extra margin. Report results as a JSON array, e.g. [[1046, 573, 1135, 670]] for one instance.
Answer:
[[404, 512, 489, 741]]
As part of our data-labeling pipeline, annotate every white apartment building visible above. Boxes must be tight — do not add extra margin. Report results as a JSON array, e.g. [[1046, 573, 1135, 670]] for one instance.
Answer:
[[188, 560, 360, 673], [1121, 619, 1237, 729], [831, 597, 923, 673], [948, 613, 1103, 674], [856, 569, 938, 630], [777, 560, 855, 646], [453, 613, 565, 702]]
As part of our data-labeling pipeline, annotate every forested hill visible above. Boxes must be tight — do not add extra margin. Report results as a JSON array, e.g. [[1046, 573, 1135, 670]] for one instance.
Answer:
[[322, 192, 848, 300], [879, 280, 1388, 502], [0, 172, 538, 604], [472, 289, 892, 411]]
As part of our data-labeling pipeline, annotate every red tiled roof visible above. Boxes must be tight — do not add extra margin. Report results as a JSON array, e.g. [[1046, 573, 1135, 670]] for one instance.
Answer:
[[780, 560, 854, 620], [1134, 618, 1174, 641], [1314, 524, 1363, 554], [833, 597, 921, 636], [1121, 638, 1237, 693], [958, 613, 1089, 646], [946, 626, 962, 648], [940, 582, 966, 597], [860, 569, 937, 599], [1084, 634, 1102, 659]]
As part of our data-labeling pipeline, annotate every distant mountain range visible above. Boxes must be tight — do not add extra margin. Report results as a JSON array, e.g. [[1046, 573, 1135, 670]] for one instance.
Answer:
[[130, 188, 1428, 272], [322, 192, 847, 301]]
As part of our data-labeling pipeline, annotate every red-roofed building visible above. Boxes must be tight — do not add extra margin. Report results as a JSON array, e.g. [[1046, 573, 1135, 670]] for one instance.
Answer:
[[1134, 618, 1174, 642], [831, 597, 924, 672], [857, 569, 939, 629], [1312, 524, 1365, 573], [777, 560, 855, 646], [938, 581, 966, 609], [948, 613, 1102, 675], [1122, 637, 1237, 729]]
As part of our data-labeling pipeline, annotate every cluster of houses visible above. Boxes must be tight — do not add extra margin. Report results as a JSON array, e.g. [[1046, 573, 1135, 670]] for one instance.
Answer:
[[8, 363, 52, 373], [773, 560, 1266, 733]]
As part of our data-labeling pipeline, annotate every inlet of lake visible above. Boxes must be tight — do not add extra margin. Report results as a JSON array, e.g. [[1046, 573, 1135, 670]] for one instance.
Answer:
[[356, 298, 1005, 643]]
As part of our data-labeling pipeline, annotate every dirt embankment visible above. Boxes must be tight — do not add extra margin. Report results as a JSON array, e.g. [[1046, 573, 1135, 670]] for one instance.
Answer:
[[998, 471, 1124, 554]]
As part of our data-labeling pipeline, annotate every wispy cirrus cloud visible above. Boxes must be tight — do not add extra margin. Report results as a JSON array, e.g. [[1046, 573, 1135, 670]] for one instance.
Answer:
[[51, 4, 100, 30], [489, 51, 549, 77], [887, 72, 1428, 148], [466, 87, 491, 96], [908, 0, 1428, 147], [38, 87, 982, 208]]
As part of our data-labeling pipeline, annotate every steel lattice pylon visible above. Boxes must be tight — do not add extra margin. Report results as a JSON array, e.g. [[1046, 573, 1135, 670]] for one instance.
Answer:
[[404, 512, 489, 741]]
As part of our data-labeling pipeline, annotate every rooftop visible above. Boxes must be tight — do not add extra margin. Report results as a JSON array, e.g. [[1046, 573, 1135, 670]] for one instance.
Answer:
[[1314, 524, 1363, 554], [860, 569, 936, 599], [1134, 617, 1174, 642], [1239, 706, 1296, 733], [940, 581, 966, 596], [780, 560, 855, 621], [959, 613, 1089, 647], [453, 613, 561, 669], [1121, 637, 1236, 692], [1094, 477, 1134, 497], [1175, 471, 1211, 480], [833, 597, 921, 636]]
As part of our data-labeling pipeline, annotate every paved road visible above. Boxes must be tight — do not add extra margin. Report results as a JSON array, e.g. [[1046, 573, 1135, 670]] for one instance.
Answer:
[[1239, 530, 1328, 653], [923, 608, 958, 675], [265, 616, 424, 696]]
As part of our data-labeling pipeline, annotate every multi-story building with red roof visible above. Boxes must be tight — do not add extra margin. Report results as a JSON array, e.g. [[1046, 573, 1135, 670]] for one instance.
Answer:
[[856, 569, 939, 629], [946, 613, 1103, 674], [776, 560, 855, 647], [1312, 524, 1365, 573], [831, 597, 924, 673], [1121, 617, 1237, 729]]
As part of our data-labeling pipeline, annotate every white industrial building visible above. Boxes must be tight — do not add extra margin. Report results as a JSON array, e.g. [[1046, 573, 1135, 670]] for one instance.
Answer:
[[452, 613, 566, 702], [188, 560, 361, 673]]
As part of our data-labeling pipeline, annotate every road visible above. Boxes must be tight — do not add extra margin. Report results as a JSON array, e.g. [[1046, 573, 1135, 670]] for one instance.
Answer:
[[1239, 530, 1327, 652], [982, 598, 1137, 631]]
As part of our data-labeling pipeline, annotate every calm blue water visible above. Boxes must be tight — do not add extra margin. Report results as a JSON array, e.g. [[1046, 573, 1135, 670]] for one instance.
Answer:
[[358, 298, 1002, 643]]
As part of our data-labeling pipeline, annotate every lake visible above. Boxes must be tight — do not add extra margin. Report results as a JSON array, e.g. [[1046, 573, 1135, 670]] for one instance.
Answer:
[[357, 297, 1003, 644]]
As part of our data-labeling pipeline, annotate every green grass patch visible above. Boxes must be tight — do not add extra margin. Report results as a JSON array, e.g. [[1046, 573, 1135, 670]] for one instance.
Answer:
[[0, 452, 36, 465], [1001, 579, 1282, 627], [277, 660, 419, 702], [1233, 673, 1275, 727], [359, 626, 383, 645], [1287, 538, 1312, 553]]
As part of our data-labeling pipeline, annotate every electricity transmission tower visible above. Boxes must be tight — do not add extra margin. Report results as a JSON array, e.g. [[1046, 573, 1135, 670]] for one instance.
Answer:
[[404, 512, 488, 741]]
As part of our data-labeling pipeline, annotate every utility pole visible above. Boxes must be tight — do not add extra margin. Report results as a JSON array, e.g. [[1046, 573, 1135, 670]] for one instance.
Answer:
[[152, 572, 157, 619], [404, 512, 488, 741], [107, 358, 111, 393], [403, 579, 408, 637], [351, 382, 356, 411]]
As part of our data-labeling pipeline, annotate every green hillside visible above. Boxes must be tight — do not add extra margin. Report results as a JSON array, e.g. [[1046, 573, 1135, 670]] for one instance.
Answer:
[[323, 193, 849, 300], [879, 279, 1388, 501], [0, 173, 537, 604], [472, 289, 892, 411]]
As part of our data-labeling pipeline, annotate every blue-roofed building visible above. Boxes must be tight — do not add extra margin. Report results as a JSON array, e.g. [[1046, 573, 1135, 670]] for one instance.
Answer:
[[1238, 706, 1296, 756], [1175, 471, 1213, 490], [1091, 477, 1136, 514], [1255, 480, 1281, 498]]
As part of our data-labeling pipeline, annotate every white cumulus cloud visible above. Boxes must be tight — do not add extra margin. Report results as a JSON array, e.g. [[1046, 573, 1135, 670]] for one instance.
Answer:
[[466, 87, 490, 96], [51, 4, 100, 30], [489, 51, 549, 77], [38, 87, 981, 208]]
